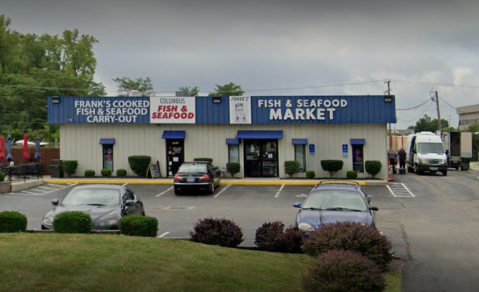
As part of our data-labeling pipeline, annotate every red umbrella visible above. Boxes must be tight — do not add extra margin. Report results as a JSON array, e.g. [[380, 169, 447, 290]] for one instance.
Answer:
[[23, 133, 29, 159], [0, 136, 4, 160]]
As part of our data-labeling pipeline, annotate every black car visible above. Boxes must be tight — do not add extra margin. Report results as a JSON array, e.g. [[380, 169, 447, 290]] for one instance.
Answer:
[[41, 184, 145, 230], [173, 161, 221, 195]]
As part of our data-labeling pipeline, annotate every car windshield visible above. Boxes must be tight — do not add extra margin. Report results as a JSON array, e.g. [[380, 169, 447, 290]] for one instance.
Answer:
[[61, 189, 120, 206], [417, 142, 444, 154], [178, 164, 207, 174], [302, 191, 367, 212]]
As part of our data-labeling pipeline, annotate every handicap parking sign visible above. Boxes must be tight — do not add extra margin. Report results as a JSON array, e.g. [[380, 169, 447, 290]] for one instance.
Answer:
[[342, 144, 348, 153], [309, 144, 315, 154]]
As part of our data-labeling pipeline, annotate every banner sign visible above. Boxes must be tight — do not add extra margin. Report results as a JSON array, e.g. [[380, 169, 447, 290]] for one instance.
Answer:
[[73, 98, 150, 123], [229, 96, 252, 124], [150, 97, 196, 124]]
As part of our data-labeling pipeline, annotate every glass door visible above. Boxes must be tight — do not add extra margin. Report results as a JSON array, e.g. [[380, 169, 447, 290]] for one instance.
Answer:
[[244, 140, 278, 177], [166, 139, 184, 177]]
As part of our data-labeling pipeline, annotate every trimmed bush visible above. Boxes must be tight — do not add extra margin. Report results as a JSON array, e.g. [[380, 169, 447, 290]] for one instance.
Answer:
[[0, 170, 5, 182], [128, 155, 151, 177], [0, 211, 27, 233], [285, 161, 300, 177], [302, 221, 393, 271], [53, 211, 91, 234], [101, 169, 112, 177], [255, 221, 305, 253], [116, 169, 127, 177], [226, 162, 241, 178], [190, 217, 244, 248], [84, 170, 95, 177], [303, 250, 386, 292], [366, 160, 382, 178], [120, 215, 158, 237], [63, 160, 78, 177], [193, 157, 213, 163], [306, 170, 315, 179], [347, 170, 358, 179], [321, 160, 344, 178]]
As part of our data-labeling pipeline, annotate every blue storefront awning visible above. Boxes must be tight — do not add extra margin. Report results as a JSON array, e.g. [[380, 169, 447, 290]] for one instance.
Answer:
[[350, 139, 366, 145], [99, 138, 115, 145], [292, 139, 308, 145], [162, 131, 186, 139], [226, 138, 241, 145], [236, 130, 283, 139]]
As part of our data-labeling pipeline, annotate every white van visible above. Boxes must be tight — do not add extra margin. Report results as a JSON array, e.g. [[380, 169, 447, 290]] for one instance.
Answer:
[[406, 132, 448, 176]]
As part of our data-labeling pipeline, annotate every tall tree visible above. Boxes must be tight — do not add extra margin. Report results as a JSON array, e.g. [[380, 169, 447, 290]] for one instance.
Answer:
[[414, 115, 449, 133], [209, 82, 245, 97], [113, 77, 155, 96], [178, 86, 199, 96]]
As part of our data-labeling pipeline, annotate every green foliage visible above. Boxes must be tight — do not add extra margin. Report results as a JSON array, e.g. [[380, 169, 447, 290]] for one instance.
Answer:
[[119, 215, 158, 237], [0, 170, 5, 182], [84, 169, 95, 177], [302, 221, 393, 271], [128, 155, 151, 177], [414, 114, 449, 133], [285, 161, 300, 177], [190, 217, 244, 248], [116, 169, 127, 177], [0, 211, 27, 232], [113, 77, 154, 96], [62, 160, 78, 177], [320, 160, 344, 178], [101, 169, 112, 177], [209, 82, 245, 97], [193, 158, 213, 163], [365, 161, 382, 178], [305, 170, 315, 179], [255, 221, 305, 253], [53, 211, 91, 234], [303, 250, 386, 292], [347, 170, 358, 179], [226, 162, 240, 178], [178, 86, 199, 96]]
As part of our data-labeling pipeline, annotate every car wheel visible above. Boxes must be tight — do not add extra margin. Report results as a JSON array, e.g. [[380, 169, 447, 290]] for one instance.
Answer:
[[442, 171, 447, 176], [174, 188, 181, 196], [455, 166, 459, 170], [141, 210, 146, 216], [209, 181, 215, 194]]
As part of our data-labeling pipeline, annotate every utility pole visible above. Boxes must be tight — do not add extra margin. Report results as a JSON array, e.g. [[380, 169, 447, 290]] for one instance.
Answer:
[[434, 91, 442, 136], [386, 80, 392, 150]]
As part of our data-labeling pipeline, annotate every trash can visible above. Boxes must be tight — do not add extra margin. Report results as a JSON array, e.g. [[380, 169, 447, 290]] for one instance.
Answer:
[[50, 159, 64, 178]]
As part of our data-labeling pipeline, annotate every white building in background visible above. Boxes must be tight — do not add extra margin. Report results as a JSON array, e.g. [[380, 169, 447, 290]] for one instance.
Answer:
[[457, 104, 479, 131]]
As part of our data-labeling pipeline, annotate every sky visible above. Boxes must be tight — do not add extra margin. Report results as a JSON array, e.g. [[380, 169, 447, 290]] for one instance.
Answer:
[[1, 0, 479, 128]]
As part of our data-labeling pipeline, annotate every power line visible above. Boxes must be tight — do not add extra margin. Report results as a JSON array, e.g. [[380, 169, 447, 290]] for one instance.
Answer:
[[392, 79, 479, 89], [396, 99, 430, 111], [397, 101, 433, 123]]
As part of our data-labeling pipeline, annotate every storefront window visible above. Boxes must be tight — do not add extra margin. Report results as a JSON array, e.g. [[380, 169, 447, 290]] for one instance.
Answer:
[[294, 144, 306, 172], [352, 145, 364, 173], [103, 144, 114, 171], [228, 144, 239, 163]]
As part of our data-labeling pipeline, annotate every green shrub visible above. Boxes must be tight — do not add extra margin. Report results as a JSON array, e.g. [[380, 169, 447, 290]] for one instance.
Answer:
[[0, 211, 27, 233], [0, 170, 5, 182], [119, 215, 158, 237], [128, 155, 151, 177], [284, 161, 300, 177], [62, 160, 78, 177], [321, 160, 344, 178], [306, 170, 315, 179], [101, 169, 112, 177], [303, 250, 386, 292], [53, 211, 91, 234], [116, 169, 127, 177], [226, 162, 241, 178], [347, 170, 358, 179], [190, 217, 244, 248], [302, 221, 392, 271], [193, 157, 213, 163], [84, 170, 95, 177], [255, 221, 305, 253], [366, 161, 382, 178]]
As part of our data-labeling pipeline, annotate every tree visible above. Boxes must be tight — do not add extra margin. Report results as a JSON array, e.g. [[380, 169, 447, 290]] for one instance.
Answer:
[[178, 86, 199, 96], [414, 115, 449, 133], [113, 77, 155, 96], [209, 82, 245, 97]]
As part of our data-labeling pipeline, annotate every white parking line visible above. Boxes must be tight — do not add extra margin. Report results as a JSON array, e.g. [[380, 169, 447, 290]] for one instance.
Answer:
[[214, 185, 231, 198], [47, 184, 64, 188], [37, 186, 57, 190], [386, 183, 415, 197], [156, 187, 173, 197], [157, 232, 170, 238], [21, 190, 40, 195], [122, 183, 128, 187], [275, 184, 285, 198]]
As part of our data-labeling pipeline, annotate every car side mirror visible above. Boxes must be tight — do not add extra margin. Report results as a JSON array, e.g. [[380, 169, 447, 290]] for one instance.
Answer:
[[51, 199, 59, 206], [293, 202, 302, 208], [125, 200, 135, 206], [369, 206, 379, 211]]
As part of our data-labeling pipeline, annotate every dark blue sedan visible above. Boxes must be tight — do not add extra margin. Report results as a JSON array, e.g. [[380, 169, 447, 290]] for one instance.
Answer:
[[293, 182, 378, 232]]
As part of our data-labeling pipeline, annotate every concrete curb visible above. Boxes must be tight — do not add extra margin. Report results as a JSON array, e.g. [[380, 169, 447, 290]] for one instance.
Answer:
[[11, 180, 44, 192], [44, 179, 389, 186]]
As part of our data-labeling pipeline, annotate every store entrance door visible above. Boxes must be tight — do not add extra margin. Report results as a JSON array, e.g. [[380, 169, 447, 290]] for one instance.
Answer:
[[166, 139, 184, 177], [244, 139, 278, 177]]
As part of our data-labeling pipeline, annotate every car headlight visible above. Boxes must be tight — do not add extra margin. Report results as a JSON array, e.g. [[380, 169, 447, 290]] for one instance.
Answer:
[[97, 219, 118, 227], [419, 159, 426, 165], [42, 217, 52, 226], [298, 223, 316, 232], [441, 160, 447, 165]]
